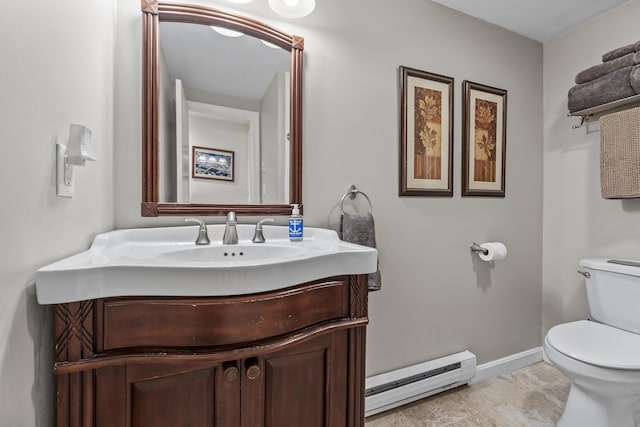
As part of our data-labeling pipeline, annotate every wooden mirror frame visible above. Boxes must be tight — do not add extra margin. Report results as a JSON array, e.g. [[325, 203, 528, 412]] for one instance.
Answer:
[[141, 1, 303, 216]]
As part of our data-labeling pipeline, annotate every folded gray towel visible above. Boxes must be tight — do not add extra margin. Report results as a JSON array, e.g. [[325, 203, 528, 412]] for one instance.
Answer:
[[568, 66, 635, 113], [576, 52, 640, 84], [602, 42, 638, 62], [340, 212, 381, 291], [631, 64, 640, 94]]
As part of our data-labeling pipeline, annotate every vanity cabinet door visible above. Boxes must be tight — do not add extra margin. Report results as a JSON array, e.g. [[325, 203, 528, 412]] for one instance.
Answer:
[[242, 330, 349, 427], [94, 331, 352, 427], [95, 362, 241, 427]]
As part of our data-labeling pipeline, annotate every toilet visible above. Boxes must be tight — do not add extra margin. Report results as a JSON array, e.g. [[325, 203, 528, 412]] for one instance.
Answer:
[[544, 258, 640, 427]]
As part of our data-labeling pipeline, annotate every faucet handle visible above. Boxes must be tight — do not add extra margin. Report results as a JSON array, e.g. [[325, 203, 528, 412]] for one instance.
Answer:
[[256, 218, 275, 229], [185, 218, 210, 245], [252, 218, 275, 243]]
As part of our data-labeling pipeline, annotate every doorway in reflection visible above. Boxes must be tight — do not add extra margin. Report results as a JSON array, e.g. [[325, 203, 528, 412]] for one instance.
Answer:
[[157, 21, 291, 205]]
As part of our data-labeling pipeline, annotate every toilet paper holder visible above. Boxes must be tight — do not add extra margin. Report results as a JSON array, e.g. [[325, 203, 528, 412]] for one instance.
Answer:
[[470, 242, 489, 256]]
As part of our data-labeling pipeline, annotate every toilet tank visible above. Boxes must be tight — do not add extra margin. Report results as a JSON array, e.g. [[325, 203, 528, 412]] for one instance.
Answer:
[[580, 258, 640, 334]]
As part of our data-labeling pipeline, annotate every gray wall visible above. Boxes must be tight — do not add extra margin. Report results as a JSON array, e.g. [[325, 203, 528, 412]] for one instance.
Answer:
[[542, 0, 640, 334], [115, 0, 544, 374], [260, 71, 288, 204], [0, 0, 116, 424], [158, 46, 177, 202], [189, 115, 249, 203]]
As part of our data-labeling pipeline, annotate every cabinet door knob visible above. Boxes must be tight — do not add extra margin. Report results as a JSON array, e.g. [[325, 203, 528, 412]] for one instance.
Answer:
[[223, 365, 239, 382], [246, 364, 261, 380]]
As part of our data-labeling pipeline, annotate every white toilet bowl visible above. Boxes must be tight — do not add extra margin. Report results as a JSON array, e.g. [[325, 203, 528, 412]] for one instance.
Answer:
[[544, 320, 640, 427]]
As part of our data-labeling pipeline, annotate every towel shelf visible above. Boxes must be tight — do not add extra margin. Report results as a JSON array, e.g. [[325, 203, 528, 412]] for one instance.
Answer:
[[568, 94, 640, 129]]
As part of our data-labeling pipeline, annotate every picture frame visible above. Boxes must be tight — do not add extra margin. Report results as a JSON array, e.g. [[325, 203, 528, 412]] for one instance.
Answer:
[[192, 146, 235, 182], [399, 66, 454, 197], [461, 81, 507, 197]]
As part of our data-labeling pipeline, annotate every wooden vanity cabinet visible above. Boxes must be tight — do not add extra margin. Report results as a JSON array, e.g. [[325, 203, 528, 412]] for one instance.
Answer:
[[53, 275, 369, 427]]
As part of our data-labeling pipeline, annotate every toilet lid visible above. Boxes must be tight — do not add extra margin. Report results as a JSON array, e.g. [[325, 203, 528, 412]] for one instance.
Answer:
[[547, 320, 640, 370]]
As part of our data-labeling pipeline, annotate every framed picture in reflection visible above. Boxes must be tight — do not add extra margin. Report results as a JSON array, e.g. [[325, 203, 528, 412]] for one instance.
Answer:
[[192, 146, 235, 182]]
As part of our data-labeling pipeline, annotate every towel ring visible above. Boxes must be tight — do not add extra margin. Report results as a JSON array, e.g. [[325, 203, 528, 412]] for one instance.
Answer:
[[340, 184, 373, 214]]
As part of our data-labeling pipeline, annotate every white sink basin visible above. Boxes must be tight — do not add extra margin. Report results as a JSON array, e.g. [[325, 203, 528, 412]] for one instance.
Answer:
[[36, 224, 377, 304], [155, 244, 307, 264]]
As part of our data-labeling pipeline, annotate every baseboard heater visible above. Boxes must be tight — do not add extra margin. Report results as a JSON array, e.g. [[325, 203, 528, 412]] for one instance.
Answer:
[[364, 350, 477, 417]]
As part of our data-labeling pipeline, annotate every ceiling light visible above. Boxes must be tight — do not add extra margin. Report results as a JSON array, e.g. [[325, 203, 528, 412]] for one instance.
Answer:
[[211, 26, 244, 37], [267, 0, 315, 18]]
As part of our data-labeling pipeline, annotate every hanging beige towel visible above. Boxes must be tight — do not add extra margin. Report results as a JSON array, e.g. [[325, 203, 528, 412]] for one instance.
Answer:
[[600, 106, 640, 198]]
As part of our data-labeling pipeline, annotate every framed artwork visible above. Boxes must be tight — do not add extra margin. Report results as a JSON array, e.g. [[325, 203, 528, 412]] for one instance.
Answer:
[[192, 146, 235, 181], [461, 81, 507, 197], [399, 66, 454, 197]]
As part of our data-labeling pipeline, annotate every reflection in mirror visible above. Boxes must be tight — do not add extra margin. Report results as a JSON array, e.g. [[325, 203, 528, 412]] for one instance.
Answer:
[[141, 2, 303, 217], [158, 22, 291, 205]]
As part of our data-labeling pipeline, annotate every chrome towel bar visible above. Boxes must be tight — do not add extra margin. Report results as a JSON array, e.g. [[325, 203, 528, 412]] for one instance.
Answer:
[[340, 184, 373, 214]]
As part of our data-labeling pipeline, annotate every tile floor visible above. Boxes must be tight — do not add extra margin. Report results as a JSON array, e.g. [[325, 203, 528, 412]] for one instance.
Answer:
[[365, 361, 571, 426]]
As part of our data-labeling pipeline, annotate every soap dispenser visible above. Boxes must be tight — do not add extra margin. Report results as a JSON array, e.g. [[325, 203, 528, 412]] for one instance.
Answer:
[[288, 204, 303, 241]]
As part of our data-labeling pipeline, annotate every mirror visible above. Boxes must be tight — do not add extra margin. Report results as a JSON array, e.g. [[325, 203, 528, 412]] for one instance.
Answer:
[[141, 1, 303, 216]]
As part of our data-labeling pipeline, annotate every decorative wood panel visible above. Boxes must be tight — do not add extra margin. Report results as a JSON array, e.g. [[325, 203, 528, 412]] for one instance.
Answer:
[[264, 350, 327, 427], [292, 35, 304, 49], [96, 366, 126, 427], [348, 327, 367, 427], [259, 331, 349, 427], [56, 370, 95, 427], [140, 201, 157, 217], [98, 280, 348, 351], [140, 0, 158, 14], [55, 302, 95, 427], [130, 368, 216, 426], [55, 301, 94, 362], [349, 275, 368, 319]]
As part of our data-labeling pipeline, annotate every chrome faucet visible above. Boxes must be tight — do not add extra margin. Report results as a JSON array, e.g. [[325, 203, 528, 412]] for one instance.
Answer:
[[184, 218, 210, 245], [222, 211, 238, 244], [252, 218, 275, 243]]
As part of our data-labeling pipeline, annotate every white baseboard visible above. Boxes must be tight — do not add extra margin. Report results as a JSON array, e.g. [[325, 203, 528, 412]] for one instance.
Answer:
[[470, 347, 543, 384]]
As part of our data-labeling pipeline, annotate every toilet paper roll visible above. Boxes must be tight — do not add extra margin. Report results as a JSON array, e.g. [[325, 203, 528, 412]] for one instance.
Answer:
[[479, 242, 507, 261]]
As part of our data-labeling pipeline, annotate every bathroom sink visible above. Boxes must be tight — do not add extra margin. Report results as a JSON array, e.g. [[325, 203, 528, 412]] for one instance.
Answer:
[[155, 244, 307, 264], [36, 224, 377, 304]]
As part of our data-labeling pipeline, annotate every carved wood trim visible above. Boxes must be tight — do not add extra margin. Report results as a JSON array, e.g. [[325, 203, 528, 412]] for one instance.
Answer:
[[54, 318, 367, 374], [292, 35, 304, 49], [347, 327, 367, 427], [55, 301, 94, 363], [290, 44, 303, 205], [141, 8, 159, 207], [55, 302, 96, 426], [349, 275, 368, 319], [141, 201, 158, 216], [56, 371, 95, 427], [141, 0, 158, 14], [154, 203, 293, 216]]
